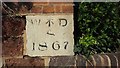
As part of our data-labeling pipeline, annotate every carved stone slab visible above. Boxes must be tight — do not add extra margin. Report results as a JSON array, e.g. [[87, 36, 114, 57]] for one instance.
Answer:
[[25, 14, 74, 56]]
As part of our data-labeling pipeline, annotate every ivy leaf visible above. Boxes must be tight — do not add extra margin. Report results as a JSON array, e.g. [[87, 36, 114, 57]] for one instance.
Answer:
[[86, 20, 91, 23]]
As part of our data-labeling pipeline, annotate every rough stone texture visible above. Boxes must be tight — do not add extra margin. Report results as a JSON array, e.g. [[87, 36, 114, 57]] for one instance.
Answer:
[[5, 57, 44, 68], [2, 16, 25, 37], [49, 56, 75, 68], [93, 55, 102, 67], [2, 37, 23, 57], [100, 54, 110, 67], [106, 53, 117, 68], [93, 55, 102, 66], [76, 55, 86, 68], [86, 56, 94, 68], [114, 53, 120, 68]]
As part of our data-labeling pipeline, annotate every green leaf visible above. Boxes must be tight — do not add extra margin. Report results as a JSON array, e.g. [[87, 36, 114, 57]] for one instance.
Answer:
[[86, 20, 91, 23]]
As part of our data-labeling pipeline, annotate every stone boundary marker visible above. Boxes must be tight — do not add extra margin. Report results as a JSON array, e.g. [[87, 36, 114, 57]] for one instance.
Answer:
[[1, 2, 120, 68], [25, 14, 74, 56]]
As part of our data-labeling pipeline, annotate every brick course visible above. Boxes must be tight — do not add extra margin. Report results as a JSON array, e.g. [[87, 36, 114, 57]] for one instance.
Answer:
[[43, 5, 54, 13], [1, 2, 120, 68], [2, 16, 25, 37], [2, 37, 23, 57], [5, 57, 44, 68]]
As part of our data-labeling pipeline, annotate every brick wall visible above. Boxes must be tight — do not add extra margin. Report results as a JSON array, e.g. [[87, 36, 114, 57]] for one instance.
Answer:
[[1, 2, 120, 68]]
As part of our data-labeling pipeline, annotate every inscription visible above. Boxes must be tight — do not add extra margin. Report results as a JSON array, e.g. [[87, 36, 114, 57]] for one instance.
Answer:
[[59, 19, 68, 27], [46, 19, 54, 27], [26, 15, 74, 56], [32, 41, 69, 51]]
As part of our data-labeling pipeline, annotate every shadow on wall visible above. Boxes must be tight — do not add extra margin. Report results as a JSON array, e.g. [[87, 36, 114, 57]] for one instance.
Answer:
[[2, 2, 33, 14]]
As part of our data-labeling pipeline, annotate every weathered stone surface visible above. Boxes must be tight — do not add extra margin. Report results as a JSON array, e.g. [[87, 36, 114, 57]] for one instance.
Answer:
[[49, 56, 75, 68], [86, 56, 94, 68], [87, 54, 103, 68], [0, 57, 2, 68], [25, 14, 74, 56], [2, 37, 23, 57], [114, 53, 120, 68], [76, 55, 86, 68], [106, 53, 117, 68], [5, 58, 44, 68], [100, 54, 111, 68], [93, 55, 103, 67], [2, 16, 25, 37]]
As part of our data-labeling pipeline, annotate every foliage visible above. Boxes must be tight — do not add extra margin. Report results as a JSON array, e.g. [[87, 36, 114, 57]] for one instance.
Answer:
[[74, 2, 120, 57]]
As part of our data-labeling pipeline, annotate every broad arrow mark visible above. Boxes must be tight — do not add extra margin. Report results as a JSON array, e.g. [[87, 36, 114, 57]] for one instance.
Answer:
[[46, 19, 54, 27]]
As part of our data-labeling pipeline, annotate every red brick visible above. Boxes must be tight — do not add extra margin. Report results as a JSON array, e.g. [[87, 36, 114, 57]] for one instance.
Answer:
[[43, 5, 54, 13], [54, 5, 62, 13], [31, 6, 43, 13], [49, 0, 73, 3], [2, 37, 23, 57], [2, 16, 25, 37], [5, 58, 44, 68], [33, 2, 49, 5], [62, 5, 73, 13], [49, 2, 73, 4]]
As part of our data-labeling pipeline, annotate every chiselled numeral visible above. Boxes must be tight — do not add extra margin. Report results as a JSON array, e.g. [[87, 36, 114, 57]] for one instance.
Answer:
[[32, 41, 69, 51], [64, 41, 68, 49], [52, 41, 60, 50], [38, 42, 47, 51], [32, 42, 35, 51]]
